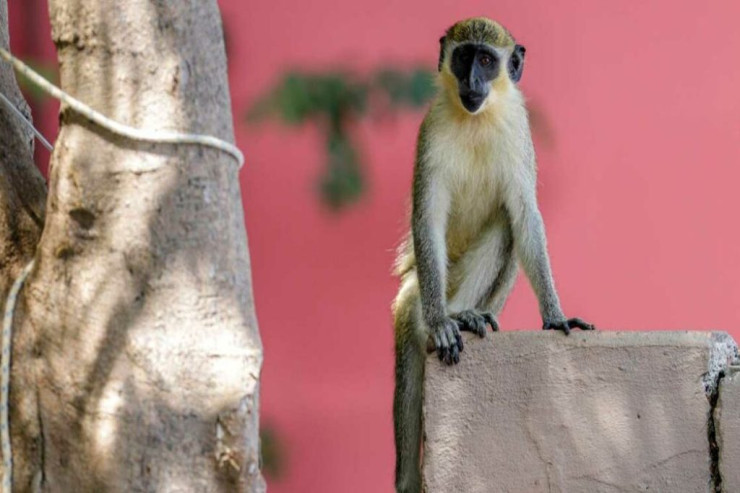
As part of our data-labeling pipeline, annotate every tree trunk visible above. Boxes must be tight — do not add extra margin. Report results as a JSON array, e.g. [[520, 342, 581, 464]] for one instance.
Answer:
[[0, 3, 48, 488], [8, 0, 264, 491], [0, 0, 47, 286]]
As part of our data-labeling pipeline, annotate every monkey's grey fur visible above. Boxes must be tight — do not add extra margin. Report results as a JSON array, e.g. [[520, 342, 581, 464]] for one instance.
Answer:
[[392, 17, 594, 493]]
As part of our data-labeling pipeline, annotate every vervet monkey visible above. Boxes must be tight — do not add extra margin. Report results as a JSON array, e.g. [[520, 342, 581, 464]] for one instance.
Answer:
[[392, 17, 594, 493]]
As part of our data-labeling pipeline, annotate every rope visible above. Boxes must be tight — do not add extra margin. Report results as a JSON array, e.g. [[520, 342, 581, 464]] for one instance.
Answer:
[[0, 91, 53, 151], [1, 260, 34, 493], [0, 47, 244, 168]]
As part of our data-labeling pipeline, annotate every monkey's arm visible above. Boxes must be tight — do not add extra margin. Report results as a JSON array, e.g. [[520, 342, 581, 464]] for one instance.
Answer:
[[411, 153, 464, 363], [506, 172, 594, 335]]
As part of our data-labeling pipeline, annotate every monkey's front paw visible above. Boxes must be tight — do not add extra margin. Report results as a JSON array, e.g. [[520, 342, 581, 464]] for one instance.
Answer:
[[430, 317, 464, 365], [450, 310, 498, 337], [542, 317, 595, 336]]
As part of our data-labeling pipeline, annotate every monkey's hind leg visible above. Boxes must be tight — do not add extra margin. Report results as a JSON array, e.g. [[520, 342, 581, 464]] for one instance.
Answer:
[[478, 233, 518, 316], [447, 217, 513, 336], [393, 278, 427, 493]]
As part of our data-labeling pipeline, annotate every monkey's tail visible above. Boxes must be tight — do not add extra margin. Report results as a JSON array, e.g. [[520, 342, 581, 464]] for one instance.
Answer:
[[393, 278, 426, 493]]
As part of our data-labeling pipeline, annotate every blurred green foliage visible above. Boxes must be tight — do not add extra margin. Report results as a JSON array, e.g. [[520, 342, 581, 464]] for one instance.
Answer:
[[16, 58, 58, 105], [247, 67, 436, 210], [247, 67, 553, 211], [260, 424, 286, 479]]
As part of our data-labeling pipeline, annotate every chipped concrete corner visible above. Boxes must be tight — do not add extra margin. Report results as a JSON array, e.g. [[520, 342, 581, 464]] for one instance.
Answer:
[[423, 331, 739, 493], [716, 367, 740, 492], [705, 332, 739, 395]]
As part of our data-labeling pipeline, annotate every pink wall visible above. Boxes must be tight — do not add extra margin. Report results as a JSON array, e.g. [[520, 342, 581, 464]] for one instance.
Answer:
[[9, 1, 740, 491]]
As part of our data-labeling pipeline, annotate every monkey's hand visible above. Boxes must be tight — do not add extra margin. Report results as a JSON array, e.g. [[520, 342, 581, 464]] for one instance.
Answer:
[[542, 317, 595, 336], [429, 317, 464, 365], [450, 310, 498, 338]]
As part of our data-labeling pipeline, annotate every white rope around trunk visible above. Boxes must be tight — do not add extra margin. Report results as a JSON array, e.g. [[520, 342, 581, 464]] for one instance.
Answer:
[[0, 47, 244, 168]]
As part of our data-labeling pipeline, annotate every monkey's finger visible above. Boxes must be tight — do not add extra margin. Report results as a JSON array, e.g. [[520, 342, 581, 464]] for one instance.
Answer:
[[476, 313, 487, 334], [434, 334, 446, 361], [560, 322, 571, 336], [473, 316, 486, 337], [442, 338, 453, 365], [483, 313, 499, 332], [444, 324, 460, 354], [544, 321, 571, 335], [451, 318, 464, 350], [457, 319, 478, 336], [450, 343, 460, 365], [454, 328, 464, 353], [440, 330, 454, 363], [567, 318, 595, 331]]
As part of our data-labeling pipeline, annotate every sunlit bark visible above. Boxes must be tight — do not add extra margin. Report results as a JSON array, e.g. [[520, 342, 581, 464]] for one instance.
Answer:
[[2, 0, 264, 490]]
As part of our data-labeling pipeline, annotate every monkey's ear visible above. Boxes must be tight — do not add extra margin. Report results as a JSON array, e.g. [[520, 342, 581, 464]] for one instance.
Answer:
[[508, 44, 526, 83], [437, 36, 447, 72]]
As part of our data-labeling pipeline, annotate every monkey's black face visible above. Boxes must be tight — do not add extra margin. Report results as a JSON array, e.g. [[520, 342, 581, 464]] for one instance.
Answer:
[[451, 44, 499, 113]]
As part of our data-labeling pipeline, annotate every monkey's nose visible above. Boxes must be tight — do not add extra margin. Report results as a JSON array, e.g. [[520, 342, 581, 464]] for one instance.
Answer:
[[460, 92, 485, 113]]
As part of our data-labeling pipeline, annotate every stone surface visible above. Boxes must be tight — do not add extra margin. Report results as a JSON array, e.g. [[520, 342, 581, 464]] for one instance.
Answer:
[[717, 370, 740, 491], [423, 331, 736, 493]]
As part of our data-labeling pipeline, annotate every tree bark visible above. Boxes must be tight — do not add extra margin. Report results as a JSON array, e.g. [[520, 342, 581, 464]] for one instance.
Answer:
[[9, 0, 264, 491], [0, 3, 48, 489], [0, 0, 47, 286]]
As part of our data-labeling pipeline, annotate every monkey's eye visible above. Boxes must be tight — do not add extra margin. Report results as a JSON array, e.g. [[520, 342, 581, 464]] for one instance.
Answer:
[[479, 55, 493, 66]]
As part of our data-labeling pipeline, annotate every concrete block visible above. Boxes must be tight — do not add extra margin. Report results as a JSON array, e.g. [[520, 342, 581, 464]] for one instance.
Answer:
[[423, 331, 736, 493], [717, 370, 740, 491]]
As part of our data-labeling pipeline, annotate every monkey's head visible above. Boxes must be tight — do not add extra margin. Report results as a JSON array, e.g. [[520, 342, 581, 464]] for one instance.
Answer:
[[438, 17, 526, 114]]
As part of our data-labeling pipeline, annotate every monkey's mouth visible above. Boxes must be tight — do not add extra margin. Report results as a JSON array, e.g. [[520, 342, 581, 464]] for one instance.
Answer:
[[459, 92, 486, 113]]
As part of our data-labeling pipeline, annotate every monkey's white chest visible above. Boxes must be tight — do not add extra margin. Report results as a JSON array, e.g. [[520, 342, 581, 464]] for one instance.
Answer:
[[433, 129, 514, 215], [428, 117, 528, 260]]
